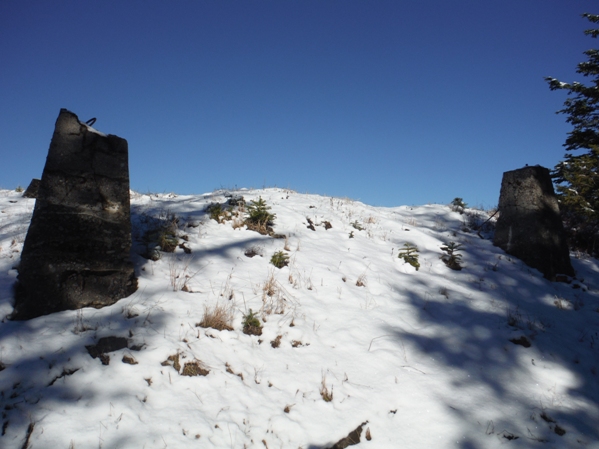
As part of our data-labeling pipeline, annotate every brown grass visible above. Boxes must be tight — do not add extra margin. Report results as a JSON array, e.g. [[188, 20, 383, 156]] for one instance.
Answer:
[[197, 302, 234, 331], [271, 335, 282, 348], [320, 374, 333, 402], [181, 360, 209, 377], [356, 274, 367, 287]]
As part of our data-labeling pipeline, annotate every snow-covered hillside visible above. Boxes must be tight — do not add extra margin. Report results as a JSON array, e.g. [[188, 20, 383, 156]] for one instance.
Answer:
[[0, 188, 598, 449]]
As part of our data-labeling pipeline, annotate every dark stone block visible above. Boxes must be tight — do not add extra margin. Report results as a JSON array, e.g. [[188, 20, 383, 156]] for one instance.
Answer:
[[22, 178, 40, 198], [12, 109, 138, 320], [494, 166, 574, 280]]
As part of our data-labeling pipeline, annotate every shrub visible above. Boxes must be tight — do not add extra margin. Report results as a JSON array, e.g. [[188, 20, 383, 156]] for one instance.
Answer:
[[398, 243, 420, 271], [451, 197, 467, 214], [15, 186, 23, 193], [440, 242, 463, 270], [141, 213, 179, 258], [242, 309, 262, 336], [245, 197, 275, 235], [206, 202, 239, 224], [206, 203, 225, 223], [270, 251, 289, 268], [351, 220, 364, 231]]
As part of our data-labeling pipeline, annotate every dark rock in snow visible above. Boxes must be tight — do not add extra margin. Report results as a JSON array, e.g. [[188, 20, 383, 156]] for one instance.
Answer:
[[327, 421, 368, 449], [86, 336, 130, 365]]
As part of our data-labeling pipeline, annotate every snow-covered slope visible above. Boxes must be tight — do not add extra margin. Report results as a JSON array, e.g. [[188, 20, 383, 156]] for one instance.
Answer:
[[0, 188, 598, 448]]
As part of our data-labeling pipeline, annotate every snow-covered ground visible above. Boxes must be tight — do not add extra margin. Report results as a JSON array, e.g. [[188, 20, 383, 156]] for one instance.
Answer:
[[0, 187, 598, 449]]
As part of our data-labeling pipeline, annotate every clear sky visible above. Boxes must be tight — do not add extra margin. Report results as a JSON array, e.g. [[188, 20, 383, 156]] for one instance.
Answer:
[[1, 1, 597, 207]]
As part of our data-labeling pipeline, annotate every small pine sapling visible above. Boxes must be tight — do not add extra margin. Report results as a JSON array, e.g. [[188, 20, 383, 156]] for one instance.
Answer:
[[242, 309, 262, 336], [270, 251, 290, 269], [440, 242, 463, 270], [398, 243, 420, 271], [245, 197, 276, 234], [451, 197, 467, 214], [351, 220, 364, 231], [206, 203, 225, 223]]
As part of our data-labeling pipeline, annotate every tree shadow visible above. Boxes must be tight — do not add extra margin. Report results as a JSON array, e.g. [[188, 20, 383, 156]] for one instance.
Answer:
[[0, 193, 279, 447], [383, 241, 599, 446]]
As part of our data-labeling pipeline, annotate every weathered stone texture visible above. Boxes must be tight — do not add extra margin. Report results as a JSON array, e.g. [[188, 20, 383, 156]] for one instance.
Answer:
[[22, 178, 40, 198], [494, 165, 574, 280], [12, 109, 137, 320]]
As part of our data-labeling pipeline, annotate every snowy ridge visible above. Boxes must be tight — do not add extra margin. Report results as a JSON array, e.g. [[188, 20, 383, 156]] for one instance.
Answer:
[[0, 188, 598, 448]]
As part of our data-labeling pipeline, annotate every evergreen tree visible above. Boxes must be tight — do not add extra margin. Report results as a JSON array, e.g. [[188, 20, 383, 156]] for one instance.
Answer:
[[546, 13, 599, 254]]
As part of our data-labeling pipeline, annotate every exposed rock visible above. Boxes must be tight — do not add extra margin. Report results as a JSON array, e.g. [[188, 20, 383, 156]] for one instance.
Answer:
[[327, 422, 368, 449], [12, 109, 137, 320], [494, 166, 574, 280], [86, 336, 130, 365], [86, 336, 129, 359], [22, 178, 40, 198]]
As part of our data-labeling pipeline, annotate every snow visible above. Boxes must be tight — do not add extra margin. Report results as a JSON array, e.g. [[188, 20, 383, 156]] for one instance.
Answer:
[[83, 123, 107, 137], [1, 187, 598, 448]]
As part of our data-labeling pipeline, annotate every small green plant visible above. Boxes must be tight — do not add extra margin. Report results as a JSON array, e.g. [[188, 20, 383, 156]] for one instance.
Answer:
[[242, 309, 262, 335], [451, 197, 467, 214], [270, 251, 289, 268], [15, 185, 23, 193], [206, 203, 225, 223], [206, 202, 240, 224], [141, 213, 179, 258], [245, 197, 276, 235], [158, 229, 179, 253], [440, 242, 463, 270], [398, 243, 420, 271], [351, 221, 364, 231]]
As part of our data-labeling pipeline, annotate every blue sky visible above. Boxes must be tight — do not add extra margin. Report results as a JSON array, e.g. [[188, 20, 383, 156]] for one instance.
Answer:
[[1, 1, 597, 207]]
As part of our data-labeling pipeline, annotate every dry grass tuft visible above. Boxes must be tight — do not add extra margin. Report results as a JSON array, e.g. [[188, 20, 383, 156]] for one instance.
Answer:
[[181, 360, 209, 377], [271, 335, 282, 348], [356, 274, 367, 287], [168, 256, 200, 292], [320, 374, 333, 402], [197, 302, 234, 331], [262, 271, 287, 315], [161, 353, 181, 372]]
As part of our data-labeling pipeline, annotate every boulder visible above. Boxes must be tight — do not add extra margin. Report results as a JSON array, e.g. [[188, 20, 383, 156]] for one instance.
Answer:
[[494, 165, 574, 280], [12, 109, 137, 320]]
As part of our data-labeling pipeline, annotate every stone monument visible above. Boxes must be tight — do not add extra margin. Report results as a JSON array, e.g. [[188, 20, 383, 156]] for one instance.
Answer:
[[494, 165, 574, 280], [12, 109, 138, 320]]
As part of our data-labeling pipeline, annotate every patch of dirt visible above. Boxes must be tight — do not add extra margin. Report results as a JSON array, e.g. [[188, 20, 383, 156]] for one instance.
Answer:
[[509, 336, 531, 348]]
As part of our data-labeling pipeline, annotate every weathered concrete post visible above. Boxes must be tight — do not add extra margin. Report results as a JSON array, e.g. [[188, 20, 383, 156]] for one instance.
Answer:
[[12, 109, 138, 320], [494, 165, 574, 280]]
